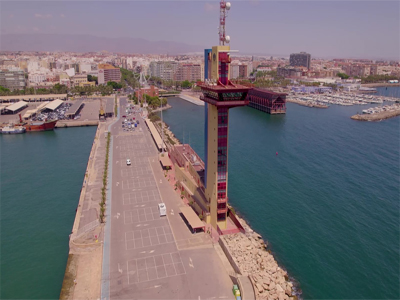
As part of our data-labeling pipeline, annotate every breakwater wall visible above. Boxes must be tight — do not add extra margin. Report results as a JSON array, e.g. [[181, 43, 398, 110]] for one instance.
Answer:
[[56, 120, 99, 128], [351, 110, 400, 121], [220, 214, 301, 300]]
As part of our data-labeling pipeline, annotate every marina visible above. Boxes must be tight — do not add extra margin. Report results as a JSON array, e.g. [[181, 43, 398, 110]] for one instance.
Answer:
[[287, 91, 398, 107]]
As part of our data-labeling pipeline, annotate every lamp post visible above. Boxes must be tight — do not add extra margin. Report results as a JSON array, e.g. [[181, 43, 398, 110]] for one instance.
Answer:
[[161, 98, 164, 154]]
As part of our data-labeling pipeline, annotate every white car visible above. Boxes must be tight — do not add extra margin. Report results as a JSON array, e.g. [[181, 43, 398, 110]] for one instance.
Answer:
[[158, 203, 166, 216], [126, 159, 131, 166]]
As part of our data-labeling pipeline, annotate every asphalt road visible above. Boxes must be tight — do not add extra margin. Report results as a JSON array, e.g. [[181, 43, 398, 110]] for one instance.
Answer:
[[105, 97, 234, 300]]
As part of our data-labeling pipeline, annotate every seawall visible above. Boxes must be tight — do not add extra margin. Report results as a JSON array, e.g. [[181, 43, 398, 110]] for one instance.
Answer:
[[351, 110, 400, 121], [60, 122, 106, 300], [56, 120, 99, 128], [178, 94, 205, 106]]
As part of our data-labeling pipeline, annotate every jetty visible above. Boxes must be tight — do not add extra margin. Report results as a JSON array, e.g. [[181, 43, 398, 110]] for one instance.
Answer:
[[351, 103, 400, 121]]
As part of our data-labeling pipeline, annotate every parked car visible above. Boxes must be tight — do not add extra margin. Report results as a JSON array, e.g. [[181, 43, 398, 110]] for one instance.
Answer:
[[126, 159, 131, 166]]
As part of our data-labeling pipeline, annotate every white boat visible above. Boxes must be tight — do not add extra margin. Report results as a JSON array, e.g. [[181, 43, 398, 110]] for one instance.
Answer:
[[1, 125, 26, 134]]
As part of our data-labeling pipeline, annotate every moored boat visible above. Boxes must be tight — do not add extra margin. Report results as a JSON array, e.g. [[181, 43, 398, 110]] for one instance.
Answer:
[[16, 114, 57, 132], [1, 125, 26, 134], [25, 119, 57, 132]]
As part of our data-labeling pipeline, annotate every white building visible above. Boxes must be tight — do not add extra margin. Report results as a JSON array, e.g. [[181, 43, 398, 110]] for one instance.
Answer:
[[230, 64, 240, 79], [29, 73, 46, 83]]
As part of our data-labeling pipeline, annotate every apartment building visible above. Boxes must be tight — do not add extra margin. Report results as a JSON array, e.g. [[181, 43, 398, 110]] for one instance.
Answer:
[[290, 52, 311, 69], [98, 63, 121, 84], [0, 69, 26, 90]]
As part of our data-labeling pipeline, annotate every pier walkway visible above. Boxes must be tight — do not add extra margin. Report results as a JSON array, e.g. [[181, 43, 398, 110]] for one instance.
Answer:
[[102, 97, 234, 299]]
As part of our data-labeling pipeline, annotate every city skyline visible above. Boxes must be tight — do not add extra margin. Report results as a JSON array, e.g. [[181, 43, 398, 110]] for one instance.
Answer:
[[1, 1, 399, 59]]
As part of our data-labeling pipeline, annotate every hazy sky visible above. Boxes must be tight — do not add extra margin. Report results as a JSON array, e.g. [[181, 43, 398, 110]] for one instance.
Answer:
[[1, 1, 399, 59]]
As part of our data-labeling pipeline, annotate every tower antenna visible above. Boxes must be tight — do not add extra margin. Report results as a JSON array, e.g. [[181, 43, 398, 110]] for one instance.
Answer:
[[219, 1, 231, 45]]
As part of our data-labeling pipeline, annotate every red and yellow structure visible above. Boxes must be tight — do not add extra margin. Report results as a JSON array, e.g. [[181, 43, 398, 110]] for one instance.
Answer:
[[199, 45, 251, 230]]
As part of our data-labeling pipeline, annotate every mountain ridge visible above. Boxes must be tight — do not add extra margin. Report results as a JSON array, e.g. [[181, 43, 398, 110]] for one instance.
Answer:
[[0, 34, 203, 54]]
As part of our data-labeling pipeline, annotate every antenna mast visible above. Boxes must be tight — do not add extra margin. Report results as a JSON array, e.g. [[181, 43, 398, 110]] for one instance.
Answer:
[[219, 1, 231, 45]]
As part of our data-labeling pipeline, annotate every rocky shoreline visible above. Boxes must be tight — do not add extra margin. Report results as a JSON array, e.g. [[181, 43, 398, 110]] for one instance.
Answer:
[[222, 214, 301, 300]]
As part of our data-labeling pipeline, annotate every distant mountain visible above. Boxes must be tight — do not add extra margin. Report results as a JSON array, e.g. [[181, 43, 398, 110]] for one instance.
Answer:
[[0, 34, 203, 54]]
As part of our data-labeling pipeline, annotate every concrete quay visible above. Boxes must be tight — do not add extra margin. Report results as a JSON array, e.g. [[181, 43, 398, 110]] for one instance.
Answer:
[[61, 96, 244, 300], [55, 120, 99, 127], [178, 92, 205, 106], [60, 119, 110, 300], [102, 97, 237, 300]]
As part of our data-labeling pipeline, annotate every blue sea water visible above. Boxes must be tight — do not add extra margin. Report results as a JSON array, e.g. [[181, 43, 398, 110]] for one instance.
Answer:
[[160, 89, 399, 299], [0, 127, 97, 299]]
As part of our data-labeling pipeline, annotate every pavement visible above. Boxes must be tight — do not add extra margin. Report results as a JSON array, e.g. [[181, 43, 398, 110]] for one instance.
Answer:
[[103, 97, 236, 300]]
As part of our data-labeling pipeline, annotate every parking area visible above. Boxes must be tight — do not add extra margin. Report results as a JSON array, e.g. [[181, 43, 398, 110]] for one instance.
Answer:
[[127, 252, 186, 284], [125, 226, 175, 250], [107, 99, 235, 300], [123, 190, 160, 205], [124, 207, 160, 224]]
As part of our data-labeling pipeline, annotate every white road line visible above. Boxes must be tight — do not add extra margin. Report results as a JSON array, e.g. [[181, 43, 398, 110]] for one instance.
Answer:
[[127, 261, 130, 285], [189, 257, 194, 268], [118, 263, 122, 274]]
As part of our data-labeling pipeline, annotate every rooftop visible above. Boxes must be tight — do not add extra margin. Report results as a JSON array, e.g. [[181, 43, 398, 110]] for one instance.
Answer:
[[174, 144, 205, 172], [98, 63, 118, 70]]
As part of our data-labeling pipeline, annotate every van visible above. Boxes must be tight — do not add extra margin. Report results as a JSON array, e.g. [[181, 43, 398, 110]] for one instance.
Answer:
[[158, 203, 166, 217]]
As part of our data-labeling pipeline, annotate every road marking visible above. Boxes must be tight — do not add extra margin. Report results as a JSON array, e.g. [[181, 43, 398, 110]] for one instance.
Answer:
[[170, 209, 174, 215], [149, 250, 155, 253], [115, 213, 120, 219], [116, 160, 119, 164], [116, 182, 119, 186], [189, 257, 194, 268], [118, 263, 122, 274]]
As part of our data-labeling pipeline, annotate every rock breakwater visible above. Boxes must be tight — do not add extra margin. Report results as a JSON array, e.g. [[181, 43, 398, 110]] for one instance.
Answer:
[[221, 217, 301, 300]]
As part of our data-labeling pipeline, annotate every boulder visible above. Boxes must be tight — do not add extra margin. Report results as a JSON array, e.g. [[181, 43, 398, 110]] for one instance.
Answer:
[[278, 292, 285, 300], [263, 277, 271, 286], [262, 283, 269, 290], [269, 281, 276, 290], [276, 284, 284, 293], [285, 286, 292, 296], [255, 283, 264, 293]]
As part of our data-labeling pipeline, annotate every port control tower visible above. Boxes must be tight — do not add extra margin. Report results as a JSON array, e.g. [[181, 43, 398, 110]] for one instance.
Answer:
[[198, 1, 251, 231]]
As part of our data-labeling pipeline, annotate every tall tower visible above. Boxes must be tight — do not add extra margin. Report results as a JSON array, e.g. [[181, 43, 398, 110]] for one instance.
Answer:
[[200, 1, 251, 231]]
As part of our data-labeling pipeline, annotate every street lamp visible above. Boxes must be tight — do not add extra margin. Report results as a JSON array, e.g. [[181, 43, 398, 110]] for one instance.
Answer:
[[161, 98, 165, 154]]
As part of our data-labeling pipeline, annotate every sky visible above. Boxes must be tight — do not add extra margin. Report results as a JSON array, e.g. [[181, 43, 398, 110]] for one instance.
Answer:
[[1, 0, 399, 59]]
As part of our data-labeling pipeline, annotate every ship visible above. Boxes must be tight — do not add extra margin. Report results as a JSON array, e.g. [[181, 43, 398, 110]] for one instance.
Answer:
[[16, 114, 57, 132], [24, 119, 57, 132]]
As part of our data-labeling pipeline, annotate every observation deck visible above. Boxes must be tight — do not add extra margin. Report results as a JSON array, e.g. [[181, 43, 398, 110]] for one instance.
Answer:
[[197, 80, 251, 108]]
